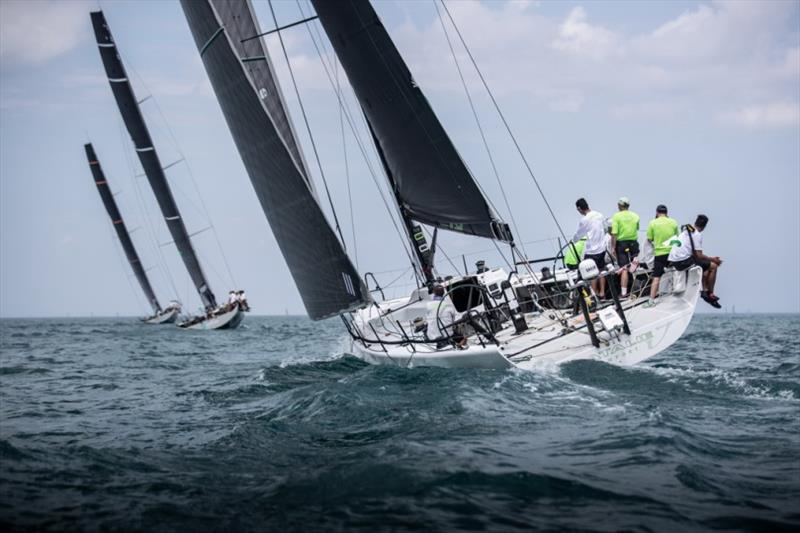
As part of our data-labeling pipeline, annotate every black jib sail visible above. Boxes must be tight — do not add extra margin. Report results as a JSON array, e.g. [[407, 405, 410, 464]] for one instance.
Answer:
[[180, 0, 369, 320], [85, 143, 161, 315], [311, 0, 512, 243], [90, 10, 217, 310]]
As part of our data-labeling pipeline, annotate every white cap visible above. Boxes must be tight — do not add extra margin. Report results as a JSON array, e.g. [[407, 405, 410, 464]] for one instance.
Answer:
[[618, 196, 630, 206]]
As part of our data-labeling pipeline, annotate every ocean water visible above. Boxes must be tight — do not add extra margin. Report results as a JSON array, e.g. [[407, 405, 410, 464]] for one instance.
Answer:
[[0, 314, 798, 531]]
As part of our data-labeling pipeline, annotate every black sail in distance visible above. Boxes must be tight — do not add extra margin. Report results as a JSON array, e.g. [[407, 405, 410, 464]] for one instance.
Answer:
[[85, 143, 162, 315], [311, 0, 512, 243], [180, 0, 369, 320], [90, 11, 217, 310]]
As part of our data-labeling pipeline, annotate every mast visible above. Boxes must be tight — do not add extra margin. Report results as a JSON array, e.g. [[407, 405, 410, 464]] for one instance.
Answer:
[[310, 0, 513, 248], [90, 10, 217, 310], [180, 0, 370, 320], [85, 143, 161, 315]]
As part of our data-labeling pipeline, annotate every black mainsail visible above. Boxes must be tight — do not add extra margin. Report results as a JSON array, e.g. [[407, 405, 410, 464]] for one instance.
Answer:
[[85, 143, 161, 315], [311, 0, 512, 244], [180, 0, 369, 320], [91, 10, 217, 310], [209, 0, 312, 191]]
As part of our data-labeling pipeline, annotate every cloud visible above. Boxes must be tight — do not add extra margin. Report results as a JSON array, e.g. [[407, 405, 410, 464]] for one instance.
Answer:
[[718, 102, 800, 128], [551, 7, 622, 60], [633, 0, 796, 66], [373, 0, 799, 127], [0, 0, 89, 67]]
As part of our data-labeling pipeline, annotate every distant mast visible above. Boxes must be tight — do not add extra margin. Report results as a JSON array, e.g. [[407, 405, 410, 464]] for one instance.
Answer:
[[84, 143, 161, 315], [90, 10, 218, 311]]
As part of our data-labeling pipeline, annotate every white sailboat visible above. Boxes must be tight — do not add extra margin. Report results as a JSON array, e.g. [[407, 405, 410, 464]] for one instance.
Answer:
[[183, 0, 700, 366]]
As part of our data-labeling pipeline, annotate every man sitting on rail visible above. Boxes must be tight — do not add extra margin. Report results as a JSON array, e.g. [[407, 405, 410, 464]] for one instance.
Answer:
[[668, 214, 722, 308]]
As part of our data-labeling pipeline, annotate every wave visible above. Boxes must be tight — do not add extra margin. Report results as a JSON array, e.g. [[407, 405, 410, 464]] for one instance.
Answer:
[[647, 365, 798, 401], [0, 366, 50, 376]]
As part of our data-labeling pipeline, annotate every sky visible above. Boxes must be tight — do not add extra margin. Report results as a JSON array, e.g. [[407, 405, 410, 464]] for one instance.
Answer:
[[1, 0, 798, 317]]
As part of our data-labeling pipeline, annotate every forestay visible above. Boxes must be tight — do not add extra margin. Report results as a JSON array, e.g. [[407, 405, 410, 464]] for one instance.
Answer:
[[91, 11, 217, 310], [311, 0, 512, 243], [85, 143, 161, 314], [180, 0, 370, 320]]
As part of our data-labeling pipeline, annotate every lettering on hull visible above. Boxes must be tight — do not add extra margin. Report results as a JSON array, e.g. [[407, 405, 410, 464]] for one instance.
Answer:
[[596, 330, 656, 364]]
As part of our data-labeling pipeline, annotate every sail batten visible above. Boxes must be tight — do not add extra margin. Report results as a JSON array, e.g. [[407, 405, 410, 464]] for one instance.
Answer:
[[311, 0, 512, 243], [85, 143, 161, 314], [181, 0, 369, 320], [90, 10, 217, 310]]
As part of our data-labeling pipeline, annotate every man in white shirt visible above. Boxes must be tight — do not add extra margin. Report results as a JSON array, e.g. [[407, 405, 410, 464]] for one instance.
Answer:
[[667, 214, 722, 308], [227, 290, 238, 310], [572, 197, 607, 298]]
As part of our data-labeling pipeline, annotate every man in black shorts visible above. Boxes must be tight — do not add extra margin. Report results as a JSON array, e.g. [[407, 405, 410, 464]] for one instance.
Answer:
[[645, 205, 679, 307], [610, 197, 640, 297], [572, 198, 607, 298], [668, 215, 723, 308]]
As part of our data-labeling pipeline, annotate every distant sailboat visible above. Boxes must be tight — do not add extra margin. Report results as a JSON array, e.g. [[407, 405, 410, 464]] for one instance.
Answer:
[[84, 142, 180, 324], [90, 10, 245, 330], [183, 0, 700, 366]]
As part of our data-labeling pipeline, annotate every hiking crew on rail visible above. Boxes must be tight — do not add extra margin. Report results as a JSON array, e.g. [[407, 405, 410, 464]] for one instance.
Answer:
[[568, 197, 722, 309]]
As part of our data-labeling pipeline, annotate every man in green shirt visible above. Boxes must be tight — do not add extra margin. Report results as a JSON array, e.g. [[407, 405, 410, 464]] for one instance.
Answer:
[[645, 204, 679, 306], [564, 237, 586, 270], [610, 197, 640, 296]]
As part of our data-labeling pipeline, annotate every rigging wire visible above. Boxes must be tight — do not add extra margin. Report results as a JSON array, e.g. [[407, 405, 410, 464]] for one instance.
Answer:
[[432, 0, 528, 260], [120, 53, 238, 290], [438, 0, 570, 245], [422, 227, 461, 275], [141, 98, 237, 289], [458, 236, 560, 260], [382, 266, 413, 290], [267, 0, 348, 251], [335, 56, 359, 269], [116, 115, 181, 301], [106, 221, 148, 316], [491, 238, 514, 271], [294, 0, 420, 275]]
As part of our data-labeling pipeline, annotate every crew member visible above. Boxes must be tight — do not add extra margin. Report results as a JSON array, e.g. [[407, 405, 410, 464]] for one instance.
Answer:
[[668, 215, 722, 308], [610, 196, 640, 297], [564, 237, 586, 271], [572, 198, 607, 298], [237, 290, 250, 311], [227, 290, 238, 310], [645, 204, 678, 306]]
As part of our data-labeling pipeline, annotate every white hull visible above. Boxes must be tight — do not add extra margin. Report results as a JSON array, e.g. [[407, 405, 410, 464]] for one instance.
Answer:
[[178, 305, 245, 330], [349, 267, 702, 369], [143, 307, 180, 325]]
